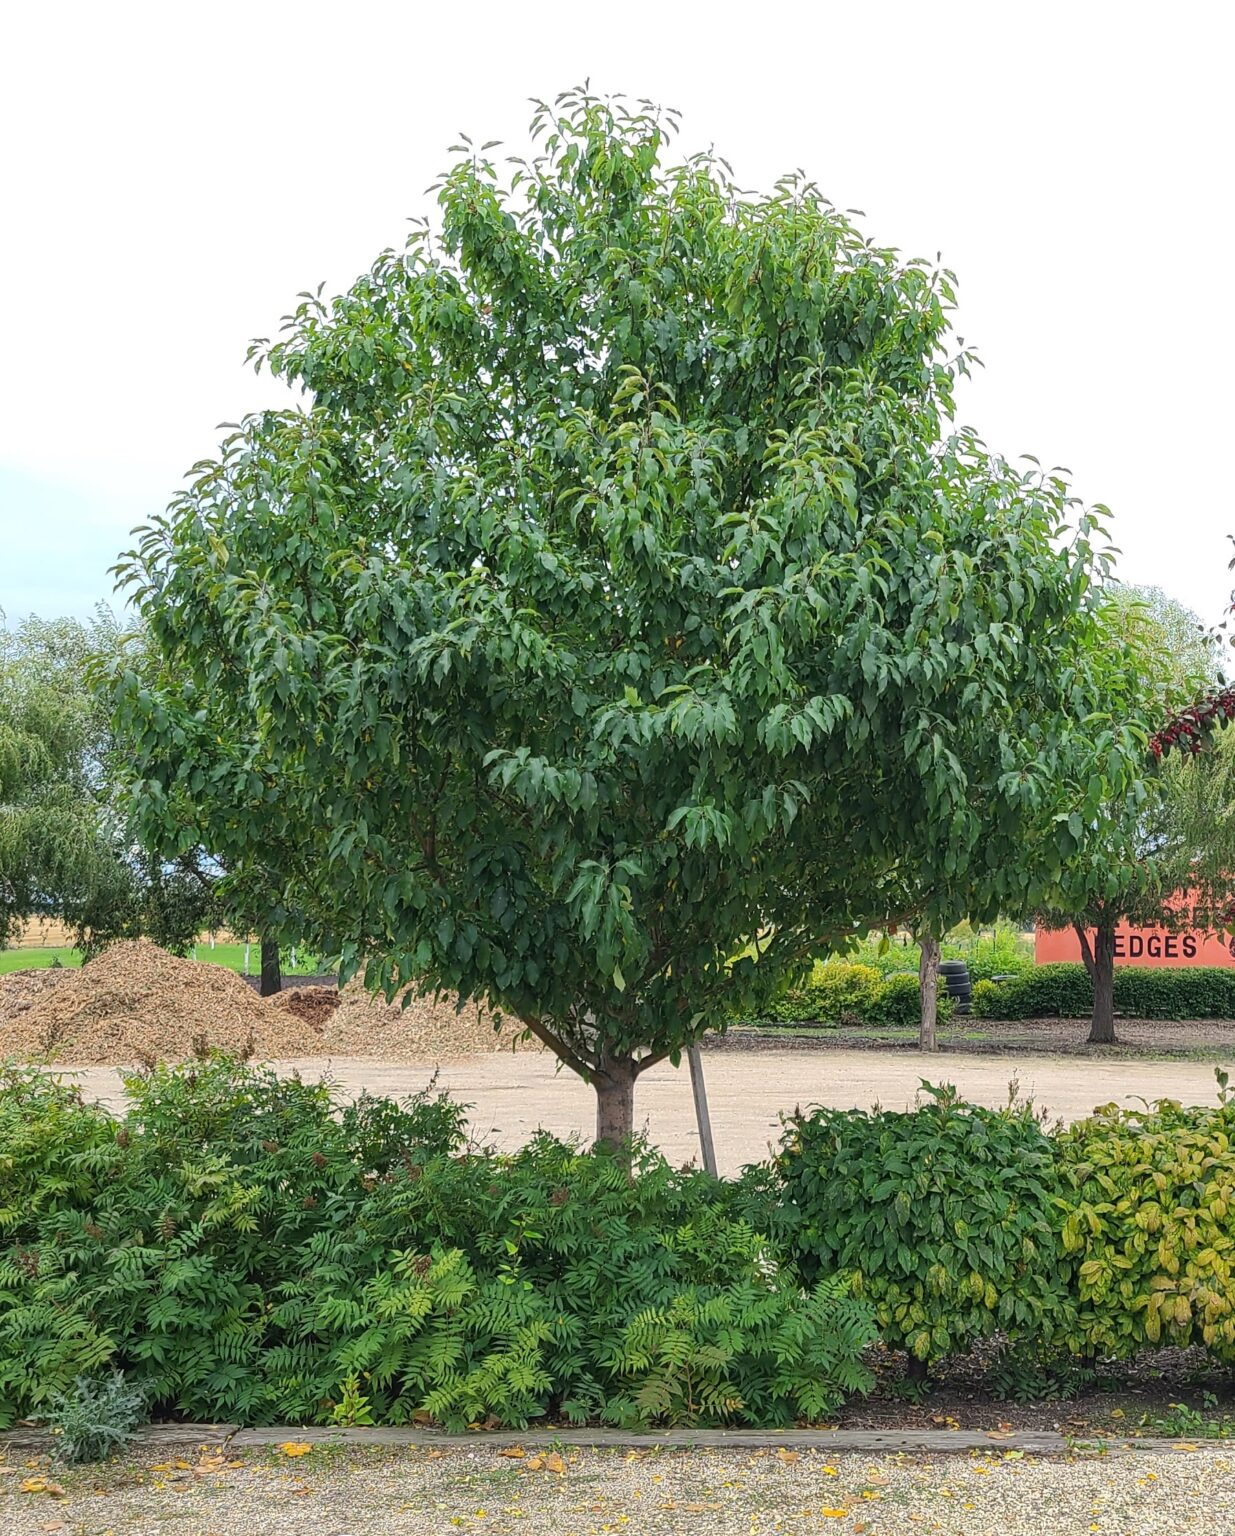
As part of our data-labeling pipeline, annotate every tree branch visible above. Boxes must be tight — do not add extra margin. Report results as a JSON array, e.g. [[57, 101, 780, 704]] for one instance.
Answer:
[[1074, 921, 1096, 979], [517, 1011, 596, 1081]]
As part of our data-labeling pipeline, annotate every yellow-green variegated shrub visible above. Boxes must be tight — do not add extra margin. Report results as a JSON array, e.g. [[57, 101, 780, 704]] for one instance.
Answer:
[[1056, 1088, 1235, 1360]]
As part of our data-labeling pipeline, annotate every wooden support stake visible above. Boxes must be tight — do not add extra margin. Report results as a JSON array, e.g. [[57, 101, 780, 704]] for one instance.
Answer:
[[687, 1043, 718, 1177]]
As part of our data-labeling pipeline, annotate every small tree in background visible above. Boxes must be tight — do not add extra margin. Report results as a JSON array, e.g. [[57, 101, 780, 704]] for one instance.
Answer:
[[0, 610, 122, 947], [114, 91, 1144, 1144], [1038, 587, 1235, 1043]]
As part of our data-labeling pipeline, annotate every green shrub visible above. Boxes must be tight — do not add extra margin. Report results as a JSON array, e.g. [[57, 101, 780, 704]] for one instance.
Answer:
[[0, 1058, 875, 1430], [970, 964, 1235, 1021], [1055, 1086, 1235, 1362], [807, 964, 883, 1019], [865, 973, 954, 1030], [830, 925, 1034, 981], [971, 978, 1000, 1017], [0, 1064, 116, 1240], [758, 964, 881, 1024], [47, 1372, 146, 1464], [748, 965, 953, 1029], [773, 1084, 1073, 1363], [962, 951, 1033, 985]]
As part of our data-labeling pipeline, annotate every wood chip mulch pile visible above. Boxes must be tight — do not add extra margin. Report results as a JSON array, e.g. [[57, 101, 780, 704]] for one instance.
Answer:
[[0, 943, 538, 1065], [271, 986, 342, 1031], [319, 978, 537, 1060], [0, 940, 317, 1064]]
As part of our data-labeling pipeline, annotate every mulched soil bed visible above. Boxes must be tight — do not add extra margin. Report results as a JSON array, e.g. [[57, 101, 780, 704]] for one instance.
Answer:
[[836, 1342, 1233, 1437]]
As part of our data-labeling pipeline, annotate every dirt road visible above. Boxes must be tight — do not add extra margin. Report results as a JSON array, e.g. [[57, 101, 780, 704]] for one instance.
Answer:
[[62, 1046, 1230, 1173]]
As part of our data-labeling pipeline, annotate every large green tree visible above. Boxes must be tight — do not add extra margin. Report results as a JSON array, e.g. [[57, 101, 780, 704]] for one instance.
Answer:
[[114, 91, 1141, 1143]]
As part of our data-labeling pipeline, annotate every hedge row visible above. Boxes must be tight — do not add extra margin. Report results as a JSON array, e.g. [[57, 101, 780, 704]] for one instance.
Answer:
[[6, 1057, 1235, 1430], [972, 964, 1235, 1020], [0, 1059, 874, 1431], [775, 1076, 1235, 1366], [748, 964, 955, 1029]]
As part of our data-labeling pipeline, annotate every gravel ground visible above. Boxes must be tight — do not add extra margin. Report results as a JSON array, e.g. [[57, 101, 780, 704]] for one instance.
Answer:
[[3, 1442, 1234, 1535]]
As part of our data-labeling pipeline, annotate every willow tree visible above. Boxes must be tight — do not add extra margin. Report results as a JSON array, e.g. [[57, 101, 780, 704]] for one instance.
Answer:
[[113, 91, 1138, 1144], [0, 611, 119, 946]]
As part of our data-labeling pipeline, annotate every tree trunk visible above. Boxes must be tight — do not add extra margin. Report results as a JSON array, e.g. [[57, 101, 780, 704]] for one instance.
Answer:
[[918, 933, 940, 1052], [259, 935, 282, 997], [593, 1055, 637, 1152], [1087, 922, 1117, 1044]]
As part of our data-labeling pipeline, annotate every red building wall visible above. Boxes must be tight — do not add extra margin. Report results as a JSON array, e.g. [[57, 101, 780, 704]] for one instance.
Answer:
[[1035, 921, 1235, 968]]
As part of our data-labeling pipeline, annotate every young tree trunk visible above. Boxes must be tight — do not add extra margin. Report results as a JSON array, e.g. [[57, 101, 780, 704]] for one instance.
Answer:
[[918, 933, 940, 1052], [593, 1054, 637, 1152], [1087, 921, 1118, 1044], [259, 935, 282, 997]]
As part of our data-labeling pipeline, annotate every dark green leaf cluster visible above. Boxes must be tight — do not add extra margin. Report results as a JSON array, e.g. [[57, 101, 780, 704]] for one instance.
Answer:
[[772, 1084, 1074, 1362], [111, 89, 1143, 1104], [972, 965, 1235, 1021], [0, 1058, 874, 1430]]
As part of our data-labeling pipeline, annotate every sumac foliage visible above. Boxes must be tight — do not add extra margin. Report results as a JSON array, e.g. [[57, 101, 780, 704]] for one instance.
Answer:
[[0, 1058, 873, 1430]]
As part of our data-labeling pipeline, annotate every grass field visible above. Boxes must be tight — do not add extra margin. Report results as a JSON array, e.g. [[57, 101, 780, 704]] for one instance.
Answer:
[[0, 943, 329, 976]]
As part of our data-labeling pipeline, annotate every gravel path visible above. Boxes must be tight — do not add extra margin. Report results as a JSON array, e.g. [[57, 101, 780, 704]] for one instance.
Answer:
[[3, 1442, 1233, 1535]]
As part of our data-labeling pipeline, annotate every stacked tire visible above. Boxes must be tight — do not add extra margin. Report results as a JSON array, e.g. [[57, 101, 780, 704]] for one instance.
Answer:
[[938, 960, 972, 1016]]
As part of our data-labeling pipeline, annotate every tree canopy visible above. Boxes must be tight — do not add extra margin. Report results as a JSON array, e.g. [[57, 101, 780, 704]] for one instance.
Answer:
[[0, 610, 119, 945], [1039, 587, 1235, 1041], [114, 90, 1143, 1142], [0, 610, 218, 956]]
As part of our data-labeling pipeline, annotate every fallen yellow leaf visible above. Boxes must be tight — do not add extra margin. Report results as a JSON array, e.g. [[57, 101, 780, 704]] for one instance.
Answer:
[[20, 1478, 47, 1494], [278, 1442, 312, 1457], [777, 1448, 799, 1464], [498, 1447, 526, 1459], [821, 1510, 848, 1519], [822, 1465, 839, 1476], [526, 1455, 544, 1471], [544, 1451, 566, 1475], [1172, 1442, 1199, 1452]]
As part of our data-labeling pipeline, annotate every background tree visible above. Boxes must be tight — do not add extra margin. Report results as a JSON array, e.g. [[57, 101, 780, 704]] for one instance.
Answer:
[[847, 586, 1148, 1056], [114, 90, 1143, 1144], [0, 612, 112, 945], [1038, 586, 1233, 1043]]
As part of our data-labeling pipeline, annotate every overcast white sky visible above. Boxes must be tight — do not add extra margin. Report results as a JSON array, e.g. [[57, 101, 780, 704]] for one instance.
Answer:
[[1, 0, 1231, 629]]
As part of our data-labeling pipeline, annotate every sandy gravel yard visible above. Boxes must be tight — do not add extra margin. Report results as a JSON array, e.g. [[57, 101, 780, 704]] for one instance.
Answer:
[[2, 1440, 1234, 1536]]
